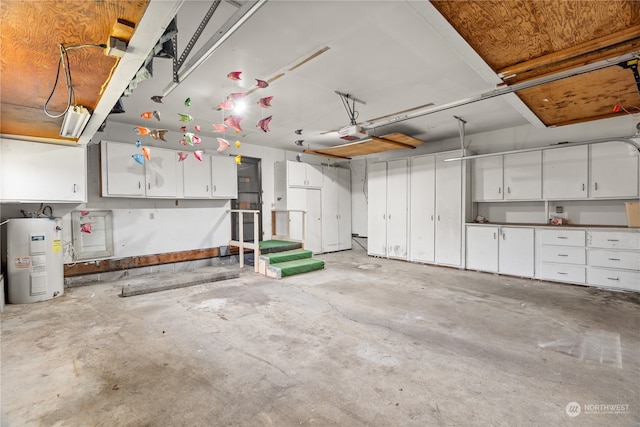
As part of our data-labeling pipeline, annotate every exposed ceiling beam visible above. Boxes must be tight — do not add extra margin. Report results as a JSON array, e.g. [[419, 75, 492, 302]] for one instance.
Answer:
[[369, 136, 417, 149]]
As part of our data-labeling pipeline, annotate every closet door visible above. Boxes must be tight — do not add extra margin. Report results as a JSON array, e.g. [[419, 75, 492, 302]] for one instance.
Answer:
[[367, 162, 388, 257], [435, 151, 462, 266], [386, 159, 408, 259], [410, 155, 435, 263]]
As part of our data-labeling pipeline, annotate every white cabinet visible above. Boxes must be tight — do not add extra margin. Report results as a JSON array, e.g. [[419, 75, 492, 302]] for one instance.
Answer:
[[183, 154, 211, 198], [287, 161, 322, 187], [466, 225, 499, 272], [1, 139, 86, 202], [321, 166, 351, 252], [587, 230, 640, 291], [503, 151, 542, 200], [589, 141, 639, 198], [472, 151, 541, 201], [536, 228, 586, 284], [144, 147, 178, 197], [499, 227, 535, 277], [466, 225, 534, 277], [367, 159, 408, 259], [409, 155, 435, 263], [542, 145, 588, 199], [102, 141, 147, 196], [472, 156, 502, 201], [435, 151, 463, 266], [211, 156, 238, 199]]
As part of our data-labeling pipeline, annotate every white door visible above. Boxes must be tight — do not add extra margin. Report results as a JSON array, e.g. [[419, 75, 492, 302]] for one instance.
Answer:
[[368, 162, 387, 257], [287, 187, 306, 242], [183, 154, 211, 198], [435, 151, 462, 266], [504, 151, 542, 200], [211, 156, 238, 198], [104, 141, 145, 196], [305, 164, 324, 187], [145, 147, 178, 197], [472, 156, 503, 201], [386, 159, 408, 259], [321, 166, 340, 252], [542, 145, 588, 199], [590, 141, 639, 198], [305, 188, 322, 253], [466, 225, 498, 272], [499, 227, 534, 277], [410, 155, 435, 262], [337, 168, 352, 250]]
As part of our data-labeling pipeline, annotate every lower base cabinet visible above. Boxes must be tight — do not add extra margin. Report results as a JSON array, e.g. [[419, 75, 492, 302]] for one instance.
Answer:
[[466, 225, 534, 277]]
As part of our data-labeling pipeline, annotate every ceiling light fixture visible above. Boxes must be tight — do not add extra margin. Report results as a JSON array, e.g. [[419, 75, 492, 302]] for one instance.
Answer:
[[60, 105, 91, 138]]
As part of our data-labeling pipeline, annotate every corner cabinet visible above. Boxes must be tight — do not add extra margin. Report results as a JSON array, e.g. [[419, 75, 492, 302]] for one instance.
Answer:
[[0, 138, 87, 203], [101, 141, 237, 200]]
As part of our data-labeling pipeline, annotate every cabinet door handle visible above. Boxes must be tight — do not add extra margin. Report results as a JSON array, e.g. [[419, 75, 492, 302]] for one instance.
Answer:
[[383, 214, 386, 219], [507, 187, 511, 194], [206, 185, 209, 192], [498, 187, 501, 194], [607, 239, 619, 242], [558, 272, 568, 275], [430, 215, 434, 221], [557, 236, 568, 240], [138, 182, 141, 189], [582, 183, 585, 191], [73, 184, 78, 193], [502, 232, 506, 240], [607, 277, 620, 281], [594, 182, 598, 191], [388, 214, 391, 220], [437, 215, 441, 221], [608, 258, 621, 261], [557, 254, 569, 257], [148, 183, 151, 190], [493, 232, 496, 239], [214, 185, 217, 192]]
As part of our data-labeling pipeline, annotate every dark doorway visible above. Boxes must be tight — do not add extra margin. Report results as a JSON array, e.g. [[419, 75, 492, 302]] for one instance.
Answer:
[[231, 156, 262, 242]]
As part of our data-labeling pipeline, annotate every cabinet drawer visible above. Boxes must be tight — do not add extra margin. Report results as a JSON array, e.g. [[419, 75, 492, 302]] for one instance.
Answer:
[[587, 268, 640, 291], [540, 263, 585, 283], [588, 231, 640, 250], [589, 249, 640, 271], [540, 246, 585, 265], [539, 229, 585, 246]]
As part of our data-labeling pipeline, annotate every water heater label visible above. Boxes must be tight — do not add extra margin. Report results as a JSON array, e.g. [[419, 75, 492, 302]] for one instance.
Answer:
[[14, 257, 31, 269], [53, 239, 62, 253]]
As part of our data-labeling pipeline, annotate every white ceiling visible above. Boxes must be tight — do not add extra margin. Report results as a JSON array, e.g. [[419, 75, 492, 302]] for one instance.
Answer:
[[106, 0, 533, 153]]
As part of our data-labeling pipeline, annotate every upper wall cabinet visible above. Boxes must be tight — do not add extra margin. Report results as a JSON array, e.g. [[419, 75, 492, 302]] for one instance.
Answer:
[[542, 145, 589, 200], [1, 139, 86, 203], [101, 141, 237, 199], [472, 151, 541, 201], [589, 141, 638, 199], [211, 156, 238, 199], [287, 161, 323, 188]]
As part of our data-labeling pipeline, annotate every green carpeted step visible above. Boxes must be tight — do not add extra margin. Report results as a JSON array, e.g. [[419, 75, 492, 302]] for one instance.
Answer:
[[262, 249, 312, 265], [259, 240, 303, 254], [267, 258, 325, 279]]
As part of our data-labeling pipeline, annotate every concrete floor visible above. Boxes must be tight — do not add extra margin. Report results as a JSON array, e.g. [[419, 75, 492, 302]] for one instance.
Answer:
[[1, 241, 639, 426]]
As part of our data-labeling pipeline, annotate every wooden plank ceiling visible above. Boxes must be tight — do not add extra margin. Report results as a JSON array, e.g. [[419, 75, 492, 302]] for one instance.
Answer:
[[304, 133, 424, 159], [431, 0, 640, 126], [0, 1, 148, 142]]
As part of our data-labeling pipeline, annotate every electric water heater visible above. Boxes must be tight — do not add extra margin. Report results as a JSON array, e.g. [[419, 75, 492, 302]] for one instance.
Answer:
[[5, 218, 64, 303]]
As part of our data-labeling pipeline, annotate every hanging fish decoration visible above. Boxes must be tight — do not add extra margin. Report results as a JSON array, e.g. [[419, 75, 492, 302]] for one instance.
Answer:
[[294, 140, 304, 146], [217, 138, 230, 153], [80, 222, 93, 233], [235, 140, 241, 148], [257, 116, 272, 132], [184, 132, 195, 146], [213, 123, 228, 133], [218, 100, 234, 110], [141, 111, 153, 119], [149, 129, 168, 142], [295, 129, 303, 135], [180, 125, 187, 132], [296, 153, 303, 162], [194, 125, 201, 133], [257, 96, 273, 108], [151, 95, 163, 103], [152, 110, 161, 121], [194, 150, 204, 161], [184, 97, 191, 107], [177, 152, 188, 162], [192, 135, 202, 145], [227, 71, 242, 80], [227, 92, 246, 101], [135, 140, 142, 148], [134, 126, 150, 135], [224, 115, 243, 133], [142, 146, 151, 160], [255, 79, 269, 88], [235, 154, 242, 165], [178, 113, 193, 123], [132, 154, 145, 164], [80, 210, 90, 216]]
